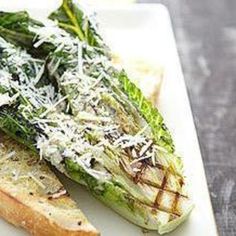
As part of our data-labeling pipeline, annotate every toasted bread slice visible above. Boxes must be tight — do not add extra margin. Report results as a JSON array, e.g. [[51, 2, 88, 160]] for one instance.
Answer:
[[0, 133, 99, 236], [112, 53, 164, 105]]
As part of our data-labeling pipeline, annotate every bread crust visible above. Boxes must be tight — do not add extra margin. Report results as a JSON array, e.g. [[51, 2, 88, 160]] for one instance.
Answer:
[[0, 188, 99, 236], [0, 134, 99, 236]]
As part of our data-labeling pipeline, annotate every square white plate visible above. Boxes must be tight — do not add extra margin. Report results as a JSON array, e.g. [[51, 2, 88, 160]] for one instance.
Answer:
[[0, 1, 218, 235]]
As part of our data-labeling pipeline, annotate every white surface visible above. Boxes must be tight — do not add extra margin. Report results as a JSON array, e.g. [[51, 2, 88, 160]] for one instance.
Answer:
[[0, 1, 218, 236]]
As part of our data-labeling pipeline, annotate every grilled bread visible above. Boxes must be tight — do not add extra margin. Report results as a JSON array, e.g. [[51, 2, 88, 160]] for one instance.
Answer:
[[0, 133, 99, 236]]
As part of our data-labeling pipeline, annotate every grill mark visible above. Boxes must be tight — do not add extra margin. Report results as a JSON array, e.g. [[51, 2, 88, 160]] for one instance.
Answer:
[[120, 158, 188, 198], [119, 160, 183, 217], [136, 192, 182, 217], [119, 148, 187, 217], [170, 179, 184, 219], [133, 162, 147, 184], [154, 172, 168, 208], [122, 188, 181, 217], [153, 163, 165, 170], [142, 178, 188, 198], [171, 193, 181, 218]]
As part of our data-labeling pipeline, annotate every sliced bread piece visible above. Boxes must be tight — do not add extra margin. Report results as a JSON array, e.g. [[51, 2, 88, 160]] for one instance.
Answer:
[[0, 133, 99, 236]]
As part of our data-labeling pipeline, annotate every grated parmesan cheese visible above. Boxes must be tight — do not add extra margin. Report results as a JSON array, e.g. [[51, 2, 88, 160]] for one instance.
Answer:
[[0, 21, 173, 182]]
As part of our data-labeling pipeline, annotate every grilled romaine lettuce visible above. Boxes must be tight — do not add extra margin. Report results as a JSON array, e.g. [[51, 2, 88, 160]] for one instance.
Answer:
[[0, 1, 193, 234]]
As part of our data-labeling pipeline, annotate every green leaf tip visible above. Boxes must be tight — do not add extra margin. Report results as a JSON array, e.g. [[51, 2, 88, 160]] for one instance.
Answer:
[[117, 70, 175, 153]]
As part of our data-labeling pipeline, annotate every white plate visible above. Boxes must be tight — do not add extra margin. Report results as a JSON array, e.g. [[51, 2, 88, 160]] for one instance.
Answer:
[[0, 1, 218, 236]]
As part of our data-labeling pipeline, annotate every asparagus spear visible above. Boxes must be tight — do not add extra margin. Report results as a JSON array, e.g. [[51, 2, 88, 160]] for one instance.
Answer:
[[0, 2, 193, 233]]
